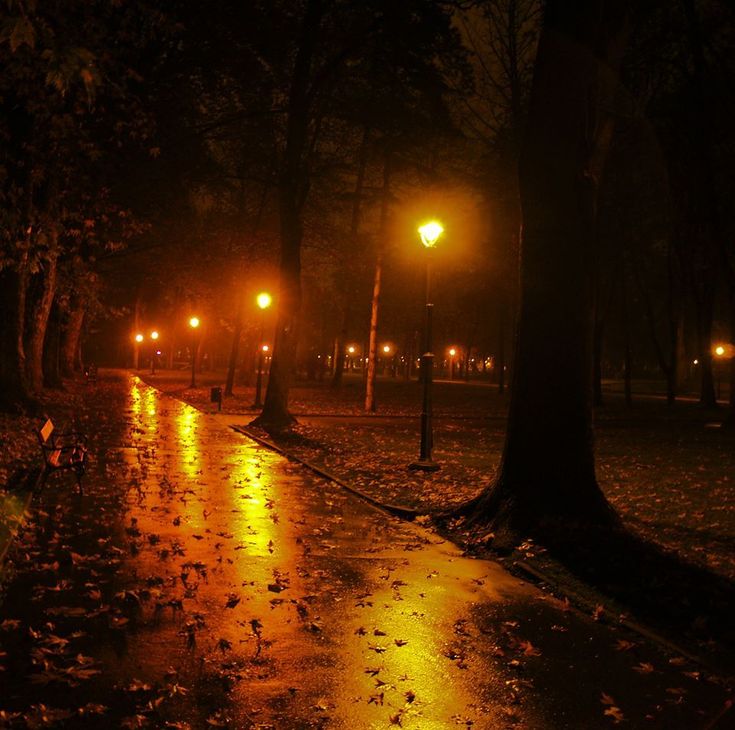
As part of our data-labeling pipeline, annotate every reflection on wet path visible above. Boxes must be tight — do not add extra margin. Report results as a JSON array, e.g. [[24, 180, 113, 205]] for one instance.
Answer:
[[0, 372, 729, 729], [117, 378, 521, 727]]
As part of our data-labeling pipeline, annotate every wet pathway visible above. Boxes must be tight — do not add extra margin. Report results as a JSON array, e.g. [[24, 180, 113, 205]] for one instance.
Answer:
[[0, 372, 730, 728]]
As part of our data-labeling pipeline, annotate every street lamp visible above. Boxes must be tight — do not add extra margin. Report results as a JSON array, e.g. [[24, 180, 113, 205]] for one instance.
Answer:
[[189, 317, 200, 388], [713, 343, 728, 400], [255, 292, 272, 408], [149, 331, 160, 374], [134, 333, 144, 370], [410, 220, 444, 472], [448, 347, 457, 380]]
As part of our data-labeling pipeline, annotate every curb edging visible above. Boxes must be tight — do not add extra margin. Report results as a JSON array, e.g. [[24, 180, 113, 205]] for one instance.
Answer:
[[230, 424, 419, 522]]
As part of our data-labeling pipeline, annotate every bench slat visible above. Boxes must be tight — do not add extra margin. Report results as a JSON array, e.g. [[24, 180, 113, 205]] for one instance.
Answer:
[[39, 419, 54, 444]]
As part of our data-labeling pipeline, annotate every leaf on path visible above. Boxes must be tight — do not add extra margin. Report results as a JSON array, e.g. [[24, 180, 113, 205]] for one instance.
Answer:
[[519, 641, 540, 657], [394, 639, 408, 647], [614, 639, 636, 652], [603, 706, 625, 723], [633, 662, 654, 674], [600, 693, 616, 706], [224, 594, 240, 609], [592, 605, 604, 621]]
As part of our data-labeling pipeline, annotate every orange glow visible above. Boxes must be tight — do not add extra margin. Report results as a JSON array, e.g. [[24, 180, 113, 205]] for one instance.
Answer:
[[150, 330, 159, 340], [418, 220, 444, 248], [135, 333, 144, 343], [256, 291, 272, 310], [262, 345, 269, 352], [189, 316, 200, 329]]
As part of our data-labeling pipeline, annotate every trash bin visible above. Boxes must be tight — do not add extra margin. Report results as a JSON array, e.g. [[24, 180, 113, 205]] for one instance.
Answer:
[[210, 386, 222, 411]]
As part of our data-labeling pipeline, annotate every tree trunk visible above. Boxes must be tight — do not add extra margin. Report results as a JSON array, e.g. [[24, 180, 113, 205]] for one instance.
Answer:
[[364, 253, 382, 413], [456, 0, 626, 545], [25, 241, 58, 394], [593, 319, 604, 407], [225, 293, 244, 397], [696, 290, 717, 407], [496, 295, 506, 394], [364, 152, 392, 412], [61, 297, 85, 377], [43, 299, 63, 388], [0, 267, 35, 412], [252, 0, 322, 429], [331, 311, 348, 388]]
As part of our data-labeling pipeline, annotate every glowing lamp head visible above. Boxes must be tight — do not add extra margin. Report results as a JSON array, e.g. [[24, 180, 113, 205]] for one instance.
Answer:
[[693, 359, 699, 365], [418, 220, 444, 248], [262, 345, 269, 352], [257, 292, 272, 310], [715, 345, 726, 357], [189, 317, 200, 329], [347, 346, 355, 354], [449, 348, 456, 357], [150, 331, 159, 341], [135, 333, 144, 343], [156, 349, 162, 356], [383, 345, 391, 354]]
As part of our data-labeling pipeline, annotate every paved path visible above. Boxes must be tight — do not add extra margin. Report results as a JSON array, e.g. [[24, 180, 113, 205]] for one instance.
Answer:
[[0, 372, 730, 728]]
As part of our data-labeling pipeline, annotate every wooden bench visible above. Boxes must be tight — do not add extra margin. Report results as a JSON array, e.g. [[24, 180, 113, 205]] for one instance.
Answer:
[[37, 418, 88, 495]]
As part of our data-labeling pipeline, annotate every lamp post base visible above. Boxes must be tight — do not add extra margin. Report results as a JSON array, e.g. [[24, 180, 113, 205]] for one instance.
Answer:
[[408, 459, 440, 472]]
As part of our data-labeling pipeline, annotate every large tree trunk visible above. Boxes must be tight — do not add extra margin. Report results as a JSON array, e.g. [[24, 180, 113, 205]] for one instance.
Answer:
[[43, 299, 63, 388], [456, 0, 626, 545], [61, 297, 85, 377], [0, 266, 34, 412], [25, 240, 58, 394], [252, 0, 322, 429]]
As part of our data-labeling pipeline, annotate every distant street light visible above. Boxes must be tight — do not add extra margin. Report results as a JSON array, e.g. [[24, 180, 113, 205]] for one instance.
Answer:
[[149, 330, 160, 374], [410, 220, 444, 472], [189, 317, 201, 388], [713, 343, 729, 400], [449, 347, 457, 380], [255, 292, 272, 408], [134, 333, 144, 370]]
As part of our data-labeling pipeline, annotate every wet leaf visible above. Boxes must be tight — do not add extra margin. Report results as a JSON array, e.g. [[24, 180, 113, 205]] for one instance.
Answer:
[[224, 593, 240, 609], [633, 662, 654, 674], [603, 706, 625, 723]]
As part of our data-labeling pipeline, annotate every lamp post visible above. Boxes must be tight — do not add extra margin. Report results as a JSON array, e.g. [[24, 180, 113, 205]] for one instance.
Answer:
[[134, 333, 144, 370], [448, 347, 457, 380], [714, 344, 727, 400], [410, 220, 443, 472], [382, 344, 391, 376], [150, 330, 159, 374], [254, 292, 272, 407], [189, 317, 200, 388]]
